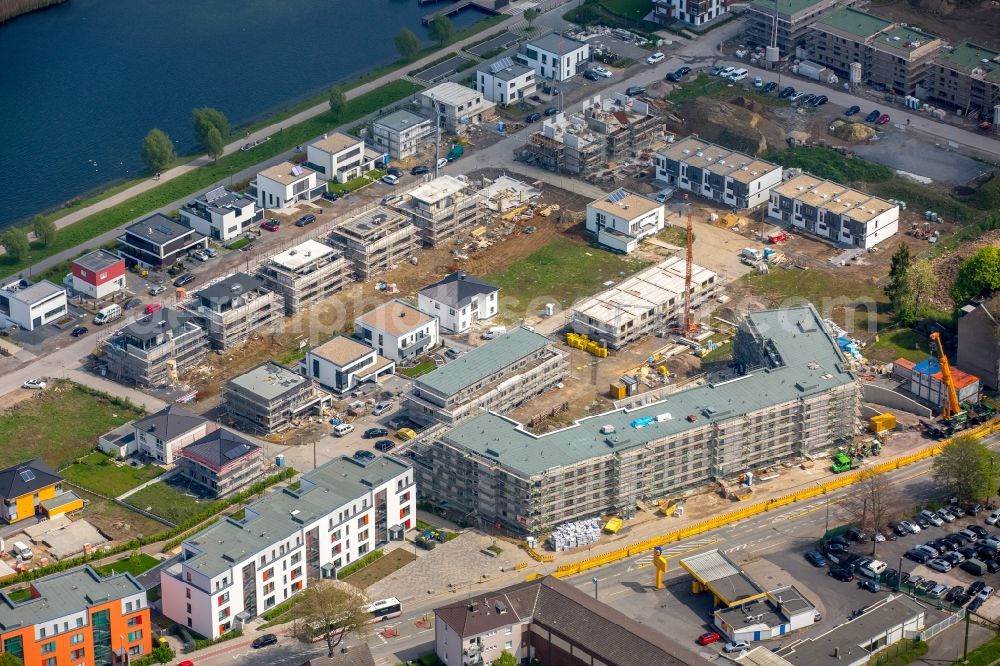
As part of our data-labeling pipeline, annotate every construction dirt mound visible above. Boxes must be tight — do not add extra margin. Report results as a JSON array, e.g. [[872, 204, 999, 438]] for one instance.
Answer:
[[831, 121, 876, 143], [680, 97, 786, 155]]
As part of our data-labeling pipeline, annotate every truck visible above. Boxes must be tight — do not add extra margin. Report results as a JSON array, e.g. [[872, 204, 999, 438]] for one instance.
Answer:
[[446, 144, 464, 161], [740, 247, 764, 262], [831, 452, 853, 473]]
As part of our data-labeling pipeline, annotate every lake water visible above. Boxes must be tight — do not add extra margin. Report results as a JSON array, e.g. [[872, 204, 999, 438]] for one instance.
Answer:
[[0, 0, 487, 227]]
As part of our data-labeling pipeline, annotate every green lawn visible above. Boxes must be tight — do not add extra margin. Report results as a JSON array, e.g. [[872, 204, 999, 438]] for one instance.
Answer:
[[399, 360, 437, 378], [487, 238, 652, 315], [341, 548, 416, 589], [329, 169, 386, 195], [952, 633, 1000, 666], [865, 327, 931, 363], [0, 381, 145, 470], [668, 75, 728, 104], [766, 146, 893, 184], [603, 0, 653, 19], [125, 481, 222, 525], [225, 237, 252, 251], [7, 588, 32, 602], [61, 451, 164, 497], [93, 553, 160, 578], [871, 179, 978, 223]]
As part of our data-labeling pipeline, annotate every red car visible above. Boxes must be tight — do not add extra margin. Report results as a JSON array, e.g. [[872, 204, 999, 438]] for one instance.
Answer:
[[261, 219, 280, 232], [697, 631, 721, 645], [876, 114, 891, 125]]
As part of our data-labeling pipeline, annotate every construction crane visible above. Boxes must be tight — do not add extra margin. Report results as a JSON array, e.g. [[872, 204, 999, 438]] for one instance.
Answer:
[[930, 331, 967, 431], [683, 210, 698, 334]]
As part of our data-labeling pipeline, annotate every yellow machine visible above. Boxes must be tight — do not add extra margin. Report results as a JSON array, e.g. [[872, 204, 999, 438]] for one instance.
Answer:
[[566, 332, 609, 357], [653, 547, 668, 590]]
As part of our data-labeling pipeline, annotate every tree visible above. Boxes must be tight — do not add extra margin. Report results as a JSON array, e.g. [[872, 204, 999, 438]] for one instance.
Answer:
[[907, 258, 937, 308], [203, 126, 224, 162], [31, 214, 57, 247], [884, 244, 915, 325], [1, 227, 30, 262], [141, 128, 175, 173], [328, 86, 347, 118], [842, 470, 897, 555], [395, 27, 422, 61], [522, 7, 539, 29], [292, 582, 371, 657], [491, 651, 518, 666], [0, 653, 23, 666], [428, 15, 454, 47], [951, 246, 1000, 306], [192, 107, 230, 150], [933, 434, 1000, 503]]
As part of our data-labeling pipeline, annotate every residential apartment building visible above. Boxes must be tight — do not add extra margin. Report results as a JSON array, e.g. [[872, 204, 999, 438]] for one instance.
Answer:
[[160, 456, 415, 639], [434, 576, 707, 666], [404, 327, 568, 427], [252, 162, 326, 210], [655, 136, 783, 209], [585, 188, 665, 254], [768, 173, 899, 248], [328, 205, 418, 279], [392, 175, 481, 247], [584, 93, 663, 162], [223, 361, 332, 435], [101, 308, 208, 388], [929, 42, 1000, 116], [957, 295, 1000, 391], [183, 273, 281, 351], [809, 8, 942, 95], [477, 57, 537, 105], [178, 428, 264, 498], [132, 404, 213, 465], [0, 566, 152, 666], [355, 299, 439, 364], [521, 112, 605, 175], [743, 0, 854, 56], [418, 82, 496, 135], [256, 239, 352, 315], [301, 335, 394, 395], [522, 33, 590, 81], [179, 186, 261, 242], [0, 280, 68, 332], [652, 0, 726, 27], [306, 132, 382, 183], [569, 256, 718, 349], [416, 306, 859, 535], [0, 459, 81, 525], [71, 250, 126, 300], [118, 213, 208, 269], [479, 175, 541, 213], [417, 272, 498, 334], [371, 109, 434, 161]]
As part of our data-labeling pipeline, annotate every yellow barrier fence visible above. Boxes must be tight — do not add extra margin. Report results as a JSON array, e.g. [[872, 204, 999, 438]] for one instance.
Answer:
[[550, 419, 1000, 579]]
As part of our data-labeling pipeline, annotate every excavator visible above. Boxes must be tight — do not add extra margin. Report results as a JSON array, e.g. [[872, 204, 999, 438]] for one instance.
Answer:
[[930, 332, 969, 435]]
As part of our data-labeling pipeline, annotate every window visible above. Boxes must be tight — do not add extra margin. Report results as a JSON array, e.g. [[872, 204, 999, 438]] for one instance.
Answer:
[[129, 645, 143, 656], [186, 603, 192, 613], [125, 600, 133, 613], [128, 616, 142, 627], [128, 630, 143, 642], [42, 641, 56, 654], [43, 659, 57, 666], [218, 592, 229, 604], [71, 633, 84, 645], [72, 648, 86, 660]]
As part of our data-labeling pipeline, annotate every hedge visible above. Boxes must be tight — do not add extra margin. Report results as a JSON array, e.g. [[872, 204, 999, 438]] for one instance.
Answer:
[[191, 629, 243, 652], [337, 549, 384, 580]]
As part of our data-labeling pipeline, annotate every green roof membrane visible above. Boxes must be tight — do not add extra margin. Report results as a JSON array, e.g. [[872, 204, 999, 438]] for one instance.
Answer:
[[815, 8, 891, 39]]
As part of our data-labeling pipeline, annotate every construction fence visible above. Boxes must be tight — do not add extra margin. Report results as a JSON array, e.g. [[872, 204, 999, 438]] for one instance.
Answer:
[[551, 419, 1000, 579]]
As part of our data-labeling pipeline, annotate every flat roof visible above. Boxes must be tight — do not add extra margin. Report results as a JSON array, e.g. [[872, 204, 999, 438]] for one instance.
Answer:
[[486, 62, 534, 81], [936, 42, 1000, 83], [440, 306, 854, 477], [311, 132, 361, 155], [421, 82, 485, 108], [529, 32, 588, 56], [73, 249, 123, 273], [416, 327, 552, 398], [195, 272, 265, 306], [333, 205, 408, 237], [748, 0, 831, 18], [679, 550, 764, 605], [774, 174, 896, 224], [876, 24, 939, 52], [589, 189, 662, 219], [228, 361, 309, 402], [125, 213, 198, 245], [258, 161, 315, 185], [0, 566, 143, 630], [815, 8, 892, 39], [6, 280, 64, 304], [356, 299, 434, 337], [120, 307, 199, 343], [407, 175, 470, 204], [311, 335, 374, 367], [181, 456, 411, 577], [374, 109, 432, 133], [269, 239, 337, 271]]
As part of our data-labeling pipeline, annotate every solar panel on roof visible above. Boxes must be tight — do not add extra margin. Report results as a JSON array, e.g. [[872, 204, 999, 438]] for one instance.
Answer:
[[205, 186, 228, 203], [291, 165, 303, 177], [490, 56, 514, 73], [607, 189, 626, 203], [19, 469, 35, 483], [224, 444, 251, 460], [156, 225, 173, 235]]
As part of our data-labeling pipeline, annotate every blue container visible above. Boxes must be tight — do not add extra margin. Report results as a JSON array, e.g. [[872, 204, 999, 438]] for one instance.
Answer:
[[498, 121, 506, 134], [276, 454, 285, 467]]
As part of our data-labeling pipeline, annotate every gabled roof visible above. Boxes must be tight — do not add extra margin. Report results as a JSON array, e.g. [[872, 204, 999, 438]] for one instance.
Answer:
[[133, 405, 207, 442], [181, 428, 259, 470], [418, 272, 498, 310], [0, 459, 62, 500]]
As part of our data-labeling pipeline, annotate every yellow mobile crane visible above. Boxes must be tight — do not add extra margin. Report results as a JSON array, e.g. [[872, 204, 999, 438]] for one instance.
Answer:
[[930, 332, 968, 433]]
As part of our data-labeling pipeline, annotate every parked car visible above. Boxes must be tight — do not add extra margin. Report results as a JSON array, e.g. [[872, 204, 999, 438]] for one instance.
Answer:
[[332, 423, 354, 437], [148, 284, 167, 295], [584, 69, 601, 81], [322, 190, 339, 201], [805, 551, 827, 567], [70, 326, 89, 337], [865, 109, 881, 123], [525, 112, 542, 123], [899, 520, 921, 534], [891, 523, 909, 537], [372, 400, 393, 416], [789, 91, 806, 102], [960, 547, 979, 561], [437, 157, 449, 169], [374, 439, 395, 452], [845, 105, 861, 116], [798, 94, 816, 105], [946, 585, 966, 603], [986, 559, 1000, 574], [144, 303, 162, 315], [938, 508, 957, 523], [22, 379, 46, 390], [929, 583, 949, 599], [920, 510, 944, 527], [969, 581, 987, 596], [364, 428, 389, 439], [173, 273, 196, 287], [762, 81, 778, 93], [811, 95, 829, 106], [646, 52, 665, 65], [845, 527, 866, 543], [124, 297, 142, 310], [829, 567, 854, 582], [261, 219, 280, 232], [929, 558, 953, 573], [779, 86, 796, 98], [665, 72, 682, 82], [625, 86, 646, 97], [968, 504, 985, 516], [386, 166, 404, 178], [294, 214, 317, 227], [445, 347, 462, 359], [944, 552, 965, 566], [252, 634, 278, 649], [192, 248, 210, 262], [968, 525, 989, 538], [723, 640, 751, 653], [697, 631, 721, 646], [969, 596, 985, 612], [876, 113, 891, 125], [544, 107, 560, 116], [592, 66, 613, 78], [858, 579, 880, 593], [353, 450, 376, 462], [978, 586, 995, 601], [904, 549, 931, 564], [986, 510, 1000, 525], [914, 515, 931, 529], [410, 165, 430, 175], [381, 174, 399, 185]]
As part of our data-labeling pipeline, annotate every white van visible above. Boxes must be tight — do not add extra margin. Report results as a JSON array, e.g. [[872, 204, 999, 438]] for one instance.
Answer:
[[481, 325, 507, 340], [12, 541, 32, 560], [729, 69, 749, 82], [333, 423, 355, 437], [93, 303, 122, 325], [381, 174, 399, 186]]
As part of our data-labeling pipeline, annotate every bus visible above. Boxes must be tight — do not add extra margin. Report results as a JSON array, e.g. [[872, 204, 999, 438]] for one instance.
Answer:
[[305, 597, 402, 641]]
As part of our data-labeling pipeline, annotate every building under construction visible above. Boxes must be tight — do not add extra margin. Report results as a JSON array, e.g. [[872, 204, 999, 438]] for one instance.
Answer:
[[101, 307, 208, 388], [581, 93, 662, 163], [391, 175, 481, 247], [477, 175, 541, 213], [182, 273, 281, 351], [223, 361, 332, 434], [256, 239, 352, 314], [520, 113, 605, 176], [328, 204, 419, 279], [414, 305, 860, 535], [569, 256, 718, 349]]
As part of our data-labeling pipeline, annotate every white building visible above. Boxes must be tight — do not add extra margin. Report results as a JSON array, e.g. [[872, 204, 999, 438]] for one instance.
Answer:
[[586, 188, 665, 254], [371, 109, 434, 161], [651, 0, 725, 27], [522, 33, 590, 81], [301, 335, 395, 395], [769, 174, 899, 249], [418, 82, 496, 135], [160, 455, 415, 639], [252, 162, 326, 210], [132, 404, 214, 465], [306, 132, 382, 183], [655, 136, 783, 209], [355, 299, 439, 363], [71, 249, 126, 300], [476, 57, 537, 105], [179, 186, 261, 242], [417, 272, 498, 334], [0, 280, 68, 332]]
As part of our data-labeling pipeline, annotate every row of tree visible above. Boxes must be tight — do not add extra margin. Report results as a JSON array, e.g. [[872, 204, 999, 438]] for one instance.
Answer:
[[140, 106, 231, 173], [393, 9, 538, 61], [1, 215, 57, 262]]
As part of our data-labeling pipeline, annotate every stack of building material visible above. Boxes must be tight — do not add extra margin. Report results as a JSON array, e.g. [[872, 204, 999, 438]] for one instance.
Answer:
[[547, 517, 602, 551]]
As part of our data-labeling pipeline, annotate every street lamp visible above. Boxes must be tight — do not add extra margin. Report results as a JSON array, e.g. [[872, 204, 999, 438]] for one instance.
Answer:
[[592, 577, 598, 599]]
